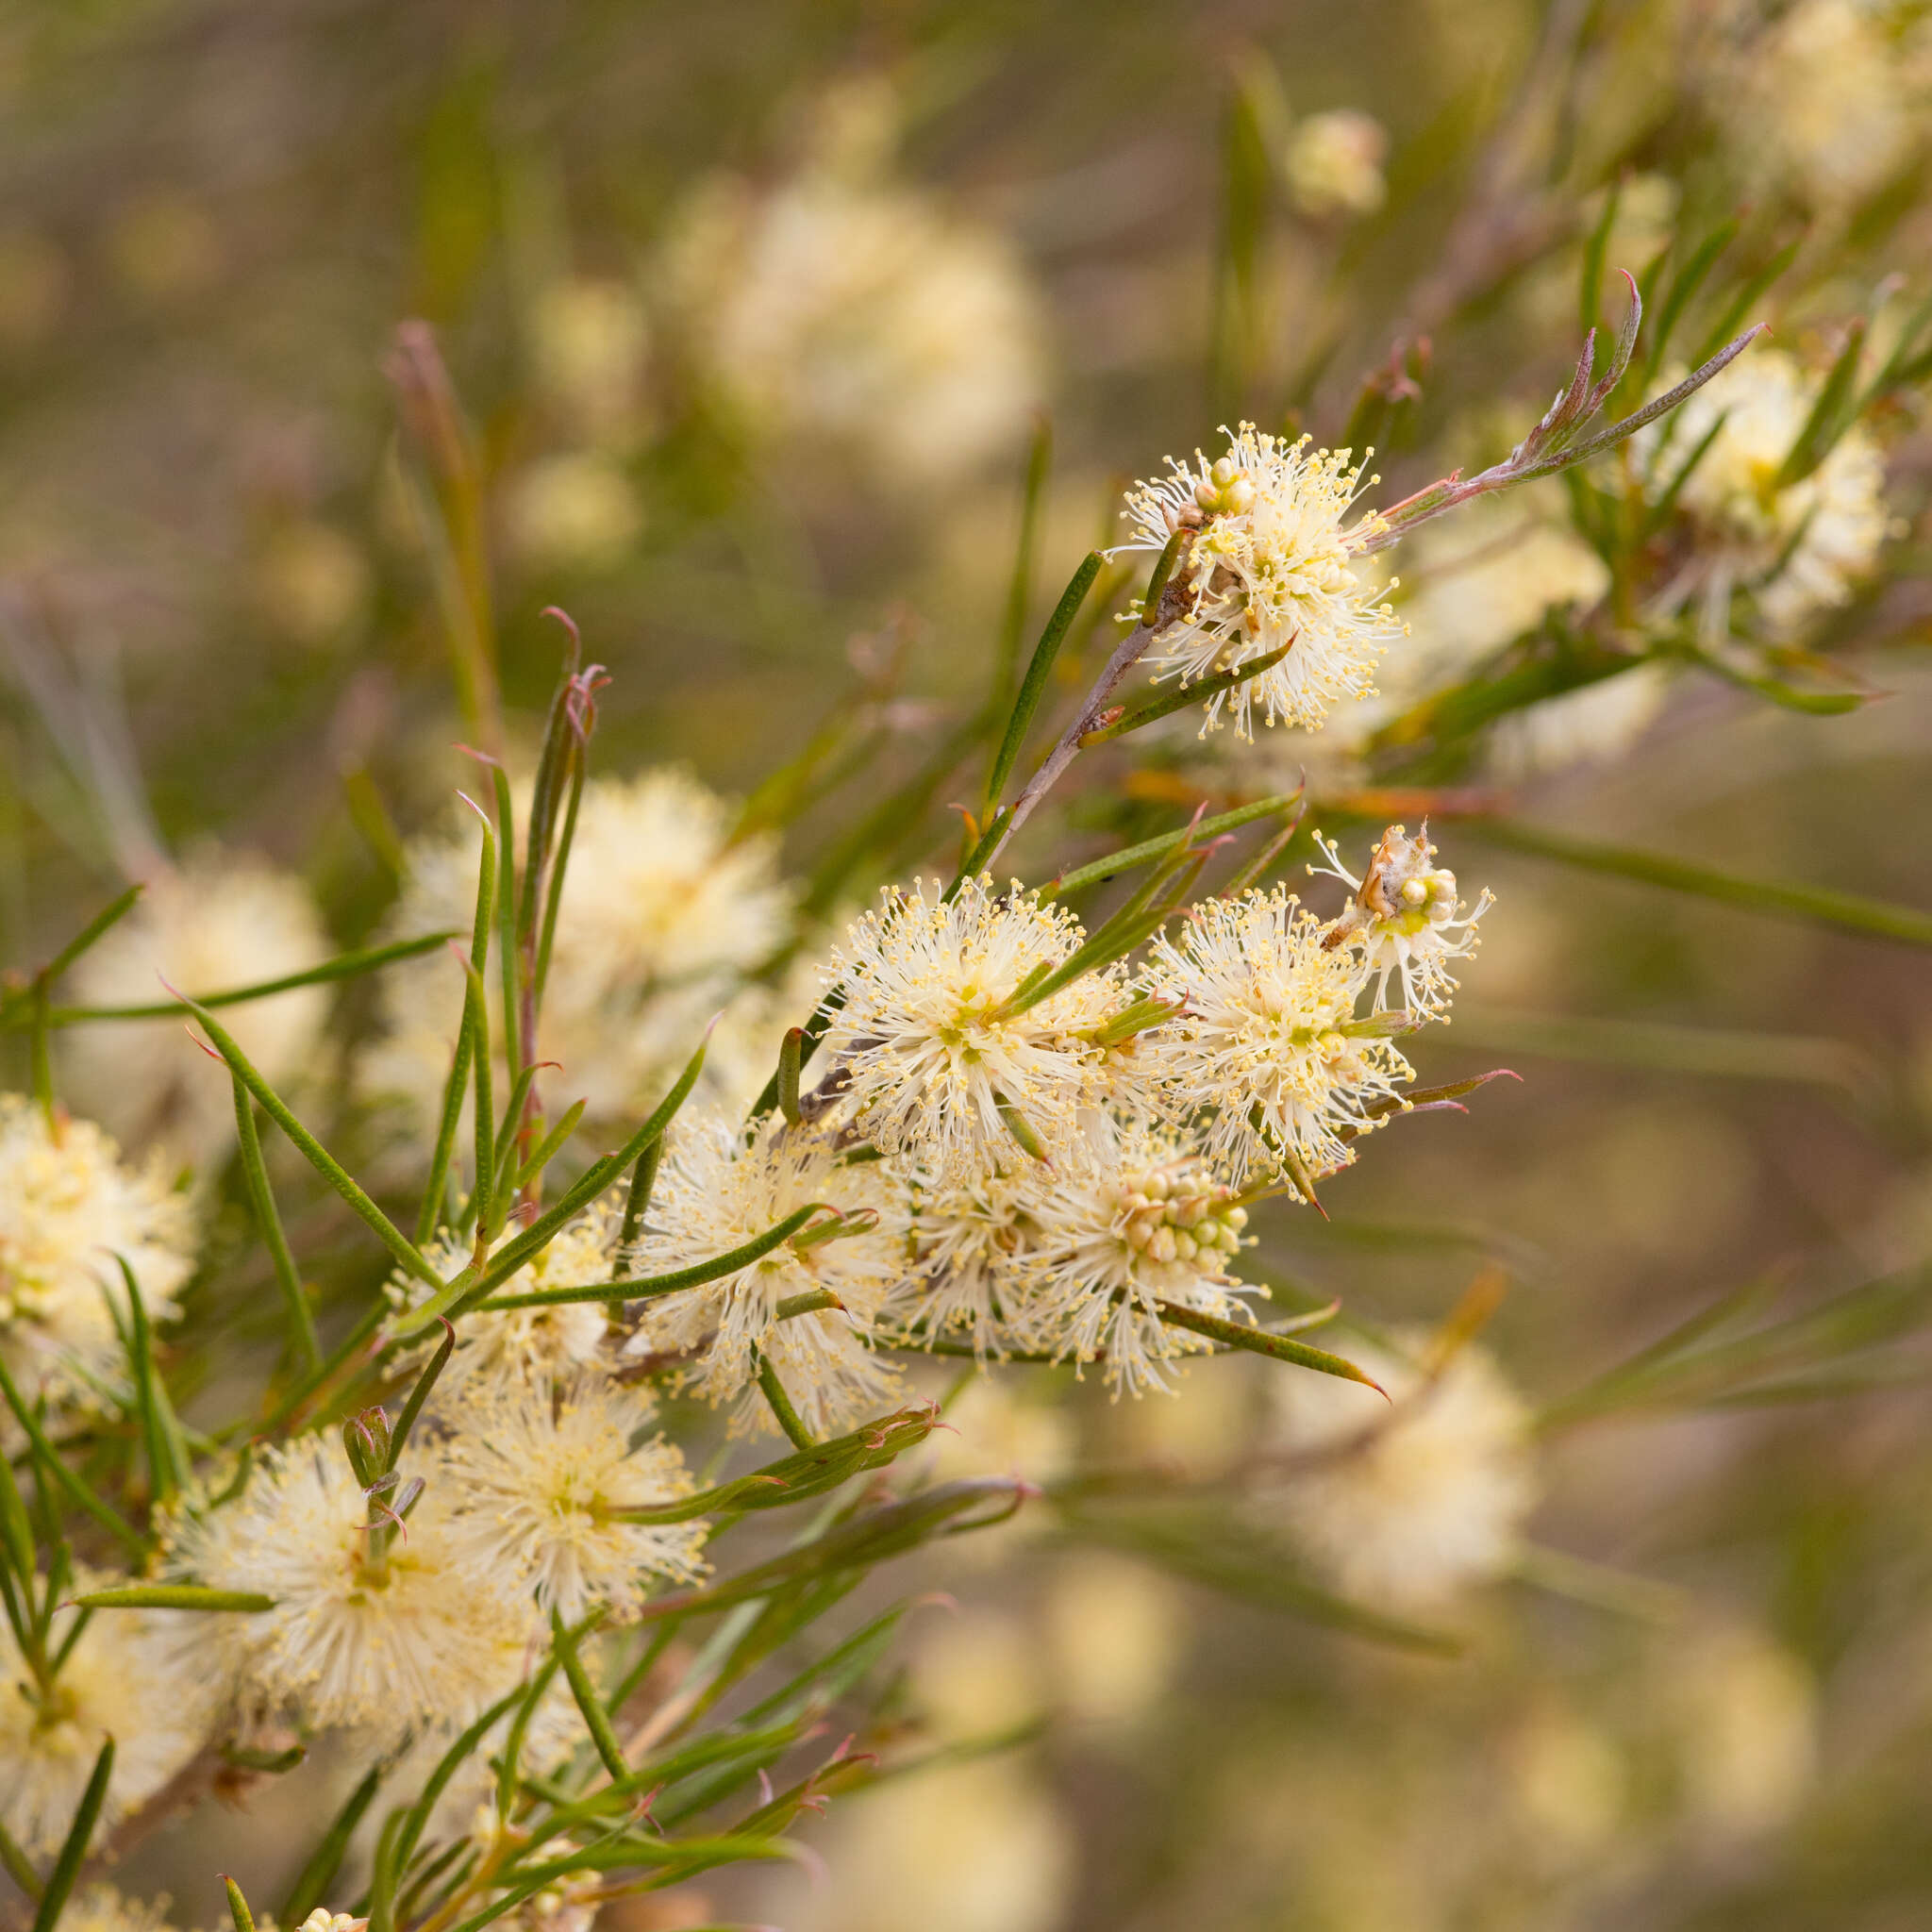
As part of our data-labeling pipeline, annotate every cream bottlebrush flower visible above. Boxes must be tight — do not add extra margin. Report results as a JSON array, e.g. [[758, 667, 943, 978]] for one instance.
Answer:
[[1203, 494, 1608, 805], [898, 1164, 1049, 1359], [1488, 662, 1674, 781], [625, 1108, 908, 1440], [363, 771, 791, 1138], [65, 846, 329, 1174], [823, 874, 1136, 1182], [1715, 0, 1922, 209], [527, 275, 651, 444], [1024, 1130, 1256, 1396], [656, 86, 1043, 487], [0, 1093, 196, 1407], [1309, 824, 1492, 1016], [1639, 346, 1890, 636], [1383, 492, 1608, 697], [506, 451, 642, 575], [1284, 109, 1389, 219], [1269, 1332, 1537, 1607], [1144, 889, 1410, 1189], [58, 1891, 193, 1932], [0, 1579, 217, 1855], [166, 1436, 529, 1740], [441, 1375, 708, 1624], [387, 1206, 618, 1400], [1116, 425, 1406, 740]]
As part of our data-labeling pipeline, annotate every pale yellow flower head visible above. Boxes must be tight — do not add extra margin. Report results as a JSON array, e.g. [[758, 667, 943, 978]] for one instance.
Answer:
[[65, 846, 329, 1175], [1118, 425, 1405, 739], [625, 1107, 909, 1439], [440, 1374, 708, 1623], [657, 94, 1044, 487], [166, 1435, 529, 1743], [1716, 0, 1924, 208], [364, 770, 791, 1136], [1638, 346, 1890, 636], [824, 874, 1135, 1183], [1285, 109, 1389, 219], [1270, 1331, 1538, 1607], [1309, 823, 1492, 1016], [1142, 888, 1409, 1188], [0, 1093, 196, 1409], [0, 1577, 218, 1856], [1021, 1124, 1257, 1396]]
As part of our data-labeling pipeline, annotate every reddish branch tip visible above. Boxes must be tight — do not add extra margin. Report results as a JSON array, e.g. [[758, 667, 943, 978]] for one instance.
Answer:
[[540, 605, 582, 651]]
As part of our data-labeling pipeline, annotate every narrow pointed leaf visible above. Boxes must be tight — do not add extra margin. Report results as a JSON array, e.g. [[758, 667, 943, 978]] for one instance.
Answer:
[[0, 1355, 142, 1554], [616, 1407, 941, 1525], [281, 1761, 385, 1925], [28, 931, 459, 1027], [550, 1608, 628, 1780], [1078, 639, 1293, 747], [1468, 821, 1932, 947], [1050, 791, 1304, 897], [985, 550, 1103, 810], [74, 1585, 275, 1611], [475, 1203, 824, 1311], [233, 1077, 319, 1373], [31, 1739, 113, 1932], [755, 1354, 816, 1450], [178, 995, 442, 1290], [634, 1478, 1029, 1622]]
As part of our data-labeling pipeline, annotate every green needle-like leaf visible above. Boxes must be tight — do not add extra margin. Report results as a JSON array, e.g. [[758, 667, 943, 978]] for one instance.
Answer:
[[32, 1738, 113, 1932], [386, 1680, 526, 1896], [632, 1478, 1029, 1623], [474, 1203, 825, 1312], [551, 1608, 629, 1781], [175, 994, 443, 1291], [21, 931, 458, 1028], [222, 1875, 256, 1932], [755, 1353, 816, 1450], [73, 1585, 275, 1611], [984, 549, 1103, 813], [0, 1823, 40, 1905], [117, 1255, 190, 1505], [404, 1025, 714, 1332], [993, 416, 1053, 700], [613, 1406, 941, 1525], [1078, 638, 1292, 747], [1155, 1300, 1383, 1388], [232, 1076, 319, 1374], [1050, 791, 1303, 898], [280, 1761, 385, 1926], [1468, 820, 1932, 948], [0, 1354, 142, 1555]]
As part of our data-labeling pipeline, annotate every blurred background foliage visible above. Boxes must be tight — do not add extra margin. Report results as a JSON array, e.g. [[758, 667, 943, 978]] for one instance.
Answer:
[[3, 0, 1931, 1927]]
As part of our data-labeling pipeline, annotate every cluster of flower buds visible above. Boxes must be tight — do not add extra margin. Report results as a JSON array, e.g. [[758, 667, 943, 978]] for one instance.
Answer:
[[1113, 1159, 1249, 1270]]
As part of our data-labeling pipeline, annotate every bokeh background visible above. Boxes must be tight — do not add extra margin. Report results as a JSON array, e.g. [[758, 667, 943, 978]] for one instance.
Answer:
[[4, 2, 1931, 1928]]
